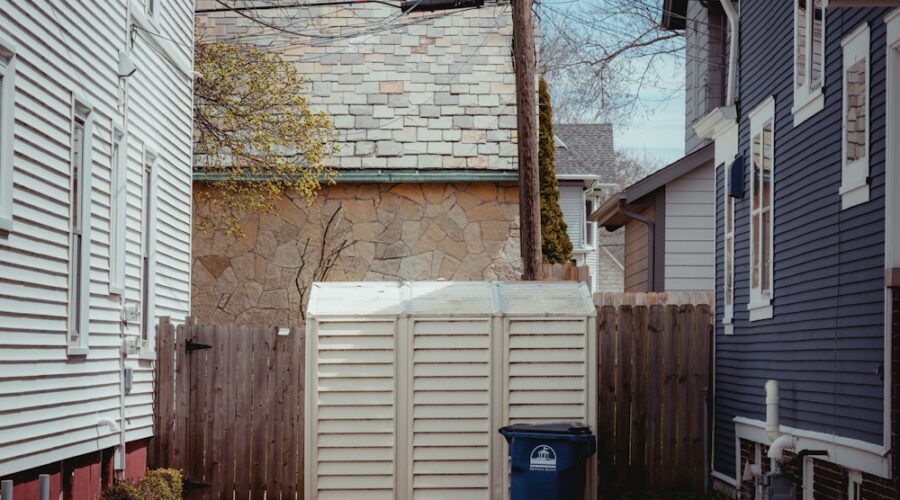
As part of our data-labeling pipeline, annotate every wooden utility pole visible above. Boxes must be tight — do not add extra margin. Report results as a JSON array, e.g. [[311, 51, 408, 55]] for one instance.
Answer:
[[512, 0, 541, 280]]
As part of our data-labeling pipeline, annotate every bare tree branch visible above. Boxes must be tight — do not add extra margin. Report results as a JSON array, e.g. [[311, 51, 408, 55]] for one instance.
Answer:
[[537, 0, 685, 123]]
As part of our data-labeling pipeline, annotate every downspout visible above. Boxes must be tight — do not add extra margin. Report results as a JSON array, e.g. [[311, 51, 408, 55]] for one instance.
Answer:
[[720, 0, 739, 106], [617, 198, 656, 291]]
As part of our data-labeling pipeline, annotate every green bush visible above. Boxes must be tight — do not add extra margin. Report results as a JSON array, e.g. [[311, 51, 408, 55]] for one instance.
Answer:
[[538, 77, 574, 264], [99, 468, 183, 500]]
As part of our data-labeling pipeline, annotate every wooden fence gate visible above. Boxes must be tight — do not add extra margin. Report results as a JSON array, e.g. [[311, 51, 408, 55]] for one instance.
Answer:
[[596, 304, 712, 496], [150, 318, 305, 499]]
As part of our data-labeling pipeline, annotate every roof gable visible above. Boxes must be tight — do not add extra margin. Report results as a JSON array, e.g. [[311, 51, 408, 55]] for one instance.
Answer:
[[552, 123, 616, 182]]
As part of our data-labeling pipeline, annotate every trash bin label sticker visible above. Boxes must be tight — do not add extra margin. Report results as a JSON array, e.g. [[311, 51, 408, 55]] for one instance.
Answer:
[[529, 445, 557, 472]]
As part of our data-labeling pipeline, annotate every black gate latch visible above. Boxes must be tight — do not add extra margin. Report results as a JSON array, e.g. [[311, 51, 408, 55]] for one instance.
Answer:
[[185, 339, 212, 353]]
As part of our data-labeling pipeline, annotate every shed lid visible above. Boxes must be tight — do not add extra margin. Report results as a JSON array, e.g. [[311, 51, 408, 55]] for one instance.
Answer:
[[306, 281, 594, 318]]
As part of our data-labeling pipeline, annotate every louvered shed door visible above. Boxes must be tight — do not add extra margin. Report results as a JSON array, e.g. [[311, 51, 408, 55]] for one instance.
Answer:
[[312, 321, 397, 500], [410, 320, 493, 500]]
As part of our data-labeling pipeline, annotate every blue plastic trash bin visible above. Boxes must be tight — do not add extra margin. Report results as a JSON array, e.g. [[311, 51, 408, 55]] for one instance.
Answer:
[[499, 422, 596, 500]]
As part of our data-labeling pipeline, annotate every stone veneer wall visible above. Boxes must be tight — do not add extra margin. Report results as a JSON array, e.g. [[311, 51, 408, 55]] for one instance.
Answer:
[[192, 182, 522, 325]]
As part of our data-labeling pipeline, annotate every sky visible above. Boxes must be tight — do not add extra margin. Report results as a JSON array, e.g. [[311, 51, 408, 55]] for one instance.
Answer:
[[613, 56, 686, 166], [614, 88, 686, 166]]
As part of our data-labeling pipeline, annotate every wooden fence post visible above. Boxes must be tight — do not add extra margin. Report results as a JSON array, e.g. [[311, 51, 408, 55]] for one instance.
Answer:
[[614, 306, 633, 485], [630, 306, 649, 488], [597, 306, 616, 498], [646, 306, 663, 489]]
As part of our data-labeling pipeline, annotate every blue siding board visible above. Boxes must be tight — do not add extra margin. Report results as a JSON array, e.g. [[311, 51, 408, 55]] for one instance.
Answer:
[[713, 1, 891, 478]]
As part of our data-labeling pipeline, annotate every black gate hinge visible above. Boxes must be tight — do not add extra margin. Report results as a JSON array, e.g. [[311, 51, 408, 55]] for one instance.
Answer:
[[185, 339, 212, 353]]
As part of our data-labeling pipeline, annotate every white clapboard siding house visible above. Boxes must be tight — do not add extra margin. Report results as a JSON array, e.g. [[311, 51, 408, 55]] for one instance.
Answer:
[[0, 0, 193, 495], [553, 123, 624, 292]]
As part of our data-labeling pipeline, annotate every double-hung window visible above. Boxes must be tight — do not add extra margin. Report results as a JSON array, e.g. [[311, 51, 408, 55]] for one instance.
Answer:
[[0, 35, 16, 233], [748, 97, 775, 321], [793, 0, 826, 125], [109, 126, 126, 294], [584, 198, 595, 247], [69, 95, 94, 355], [140, 149, 158, 358], [840, 24, 870, 209]]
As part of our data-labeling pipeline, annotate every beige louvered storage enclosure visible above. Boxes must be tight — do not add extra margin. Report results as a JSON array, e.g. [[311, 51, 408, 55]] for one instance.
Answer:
[[305, 282, 598, 500]]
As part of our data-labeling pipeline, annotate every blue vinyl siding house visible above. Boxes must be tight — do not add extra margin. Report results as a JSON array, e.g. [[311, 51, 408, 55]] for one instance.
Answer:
[[686, 0, 900, 495]]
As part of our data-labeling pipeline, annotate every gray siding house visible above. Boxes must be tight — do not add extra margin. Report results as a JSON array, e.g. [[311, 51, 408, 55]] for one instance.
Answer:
[[685, 0, 899, 496], [553, 123, 624, 292]]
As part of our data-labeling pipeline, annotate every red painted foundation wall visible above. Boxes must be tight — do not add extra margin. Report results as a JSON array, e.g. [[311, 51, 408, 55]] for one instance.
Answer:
[[5, 439, 148, 500]]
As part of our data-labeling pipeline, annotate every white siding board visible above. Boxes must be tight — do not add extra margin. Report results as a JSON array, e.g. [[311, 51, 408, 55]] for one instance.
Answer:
[[559, 183, 584, 248], [664, 163, 715, 291], [0, 0, 192, 477]]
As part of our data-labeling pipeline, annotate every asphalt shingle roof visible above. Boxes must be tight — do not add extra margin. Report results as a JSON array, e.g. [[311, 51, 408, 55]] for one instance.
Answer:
[[552, 123, 616, 183]]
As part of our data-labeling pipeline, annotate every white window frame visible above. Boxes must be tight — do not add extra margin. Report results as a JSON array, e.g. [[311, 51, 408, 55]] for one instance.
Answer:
[[0, 35, 17, 234], [723, 161, 735, 327], [68, 94, 94, 356], [840, 23, 871, 210], [793, 0, 827, 126], [109, 125, 126, 295], [847, 469, 862, 500], [747, 97, 775, 322], [584, 196, 595, 248], [139, 148, 158, 360]]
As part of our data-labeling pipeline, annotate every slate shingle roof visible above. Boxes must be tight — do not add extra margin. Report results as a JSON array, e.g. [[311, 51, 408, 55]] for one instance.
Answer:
[[553, 123, 616, 183]]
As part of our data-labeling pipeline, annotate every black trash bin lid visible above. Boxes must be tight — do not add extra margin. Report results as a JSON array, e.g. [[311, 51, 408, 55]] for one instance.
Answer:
[[499, 422, 591, 435]]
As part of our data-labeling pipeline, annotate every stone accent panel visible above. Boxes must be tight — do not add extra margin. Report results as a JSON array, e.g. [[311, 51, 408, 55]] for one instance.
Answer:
[[192, 182, 522, 325]]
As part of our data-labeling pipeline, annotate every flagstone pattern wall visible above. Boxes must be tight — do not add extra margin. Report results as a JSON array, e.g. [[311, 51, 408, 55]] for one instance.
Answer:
[[192, 183, 522, 325]]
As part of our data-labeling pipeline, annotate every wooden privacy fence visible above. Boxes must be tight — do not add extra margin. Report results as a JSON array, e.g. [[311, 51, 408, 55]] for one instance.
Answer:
[[150, 318, 305, 499], [593, 291, 715, 307], [596, 304, 712, 496], [538, 262, 590, 283]]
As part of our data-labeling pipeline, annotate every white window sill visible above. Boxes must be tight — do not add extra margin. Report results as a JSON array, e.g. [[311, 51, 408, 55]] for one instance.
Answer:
[[839, 179, 870, 209], [723, 321, 734, 335], [792, 88, 824, 127], [0, 216, 11, 234], [109, 284, 125, 296], [748, 300, 773, 321]]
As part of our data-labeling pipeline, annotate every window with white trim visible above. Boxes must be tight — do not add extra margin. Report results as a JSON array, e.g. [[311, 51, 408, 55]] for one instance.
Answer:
[[847, 469, 862, 500], [748, 97, 774, 321], [68, 95, 94, 356], [109, 126, 126, 294], [0, 36, 16, 233], [584, 198, 595, 247], [724, 162, 735, 327], [140, 149, 157, 357], [793, 0, 826, 125], [840, 24, 870, 209]]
